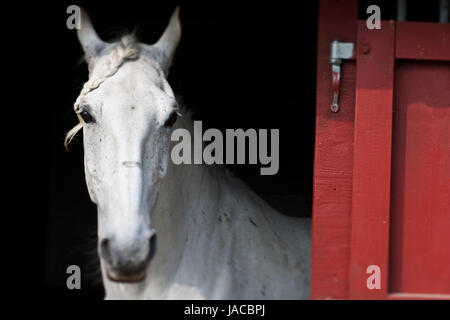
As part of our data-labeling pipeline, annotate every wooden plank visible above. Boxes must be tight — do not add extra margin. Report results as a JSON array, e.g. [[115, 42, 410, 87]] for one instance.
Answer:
[[396, 22, 450, 61], [310, 0, 357, 300], [349, 20, 395, 299], [389, 61, 450, 295]]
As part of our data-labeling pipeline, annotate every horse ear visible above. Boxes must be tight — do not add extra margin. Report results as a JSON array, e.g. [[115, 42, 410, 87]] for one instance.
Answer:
[[142, 7, 181, 75], [77, 8, 108, 63]]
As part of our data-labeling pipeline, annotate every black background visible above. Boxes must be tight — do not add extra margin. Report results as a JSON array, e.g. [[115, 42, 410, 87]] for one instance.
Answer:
[[49, 0, 317, 299]]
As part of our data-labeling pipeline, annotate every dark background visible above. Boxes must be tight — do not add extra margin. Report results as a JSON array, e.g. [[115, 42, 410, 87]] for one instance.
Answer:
[[48, 0, 444, 300], [49, 0, 318, 299]]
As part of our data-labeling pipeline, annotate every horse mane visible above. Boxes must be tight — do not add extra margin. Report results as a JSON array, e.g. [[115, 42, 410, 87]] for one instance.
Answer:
[[64, 34, 140, 148]]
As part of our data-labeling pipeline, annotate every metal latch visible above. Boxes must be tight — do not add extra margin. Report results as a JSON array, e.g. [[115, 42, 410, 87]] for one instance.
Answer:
[[330, 40, 355, 113]]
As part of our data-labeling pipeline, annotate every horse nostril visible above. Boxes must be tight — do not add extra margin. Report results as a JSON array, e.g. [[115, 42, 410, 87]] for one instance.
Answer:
[[148, 233, 157, 261], [100, 238, 113, 263]]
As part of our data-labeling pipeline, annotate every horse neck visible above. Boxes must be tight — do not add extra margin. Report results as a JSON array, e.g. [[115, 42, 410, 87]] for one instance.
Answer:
[[151, 114, 223, 261]]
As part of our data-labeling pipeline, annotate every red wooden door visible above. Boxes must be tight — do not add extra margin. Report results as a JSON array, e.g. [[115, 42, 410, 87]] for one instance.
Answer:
[[311, 0, 450, 299], [350, 21, 450, 299]]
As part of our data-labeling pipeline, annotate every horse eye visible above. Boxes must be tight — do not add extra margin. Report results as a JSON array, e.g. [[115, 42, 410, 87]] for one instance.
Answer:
[[80, 110, 95, 124], [164, 112, 178, 127]]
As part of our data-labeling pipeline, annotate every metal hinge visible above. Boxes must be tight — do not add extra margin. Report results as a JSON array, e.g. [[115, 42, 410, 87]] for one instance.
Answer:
[[330, 40, 355, 113]]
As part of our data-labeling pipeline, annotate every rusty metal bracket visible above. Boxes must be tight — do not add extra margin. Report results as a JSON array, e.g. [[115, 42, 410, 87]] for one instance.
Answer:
[[330, 40, 355, 113]]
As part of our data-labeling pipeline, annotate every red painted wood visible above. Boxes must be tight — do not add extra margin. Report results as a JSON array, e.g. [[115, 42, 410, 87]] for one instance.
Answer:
[[389, 61, 450, 295], [349, 20, 396, 299], [313, 11, 450, 300], [310, 0, 357, 300], [396, 22, 450, 61]]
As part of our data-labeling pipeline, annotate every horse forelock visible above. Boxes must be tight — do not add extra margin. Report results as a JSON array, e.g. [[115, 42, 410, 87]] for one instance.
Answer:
[[64, 34, 140, 148]]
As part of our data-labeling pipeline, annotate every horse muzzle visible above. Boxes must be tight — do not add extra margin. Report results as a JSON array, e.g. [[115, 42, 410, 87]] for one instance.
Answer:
[[99, 232, 157, 283]]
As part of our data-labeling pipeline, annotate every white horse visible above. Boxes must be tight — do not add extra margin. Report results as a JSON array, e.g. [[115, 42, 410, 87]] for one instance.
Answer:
[[67, 8, 311, 299]]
